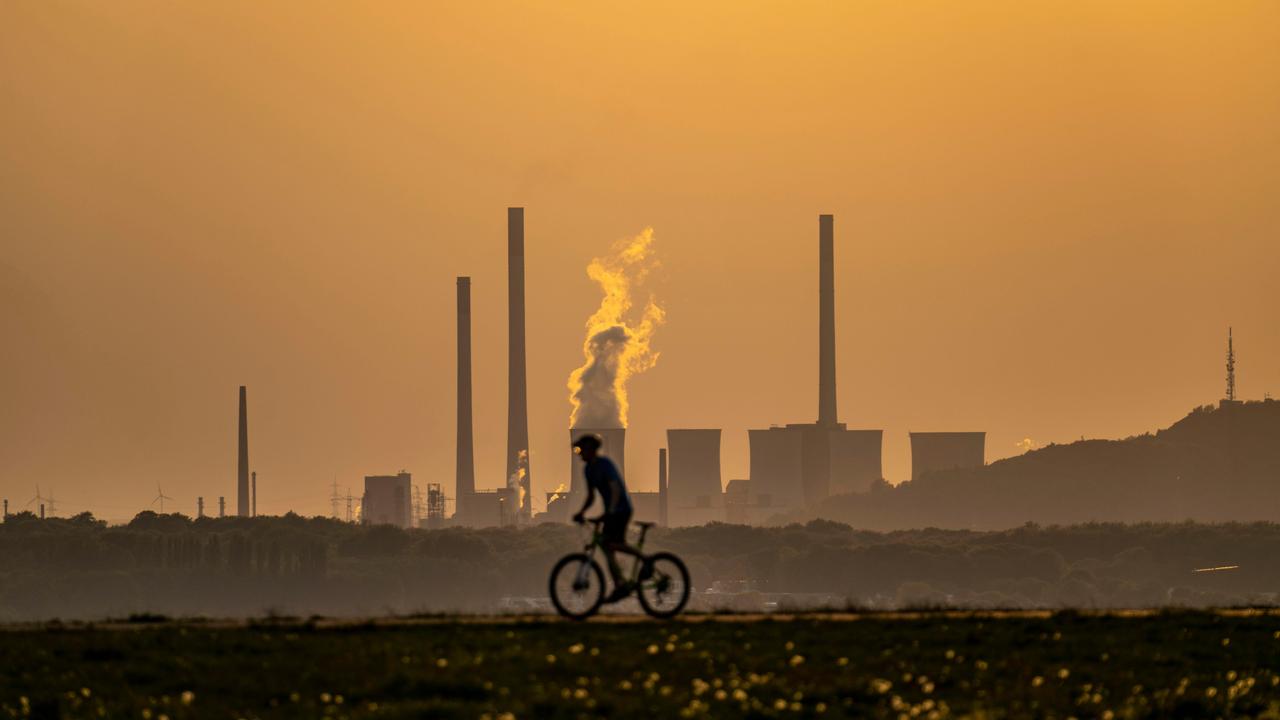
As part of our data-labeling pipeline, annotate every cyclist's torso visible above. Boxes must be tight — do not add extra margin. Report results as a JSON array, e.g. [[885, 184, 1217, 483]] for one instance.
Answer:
[[585, 457, 632, 516]]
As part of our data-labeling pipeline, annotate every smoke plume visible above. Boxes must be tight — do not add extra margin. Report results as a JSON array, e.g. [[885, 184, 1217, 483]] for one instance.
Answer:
[[507, 449, 528, 516], [567, 228, 665, 428]]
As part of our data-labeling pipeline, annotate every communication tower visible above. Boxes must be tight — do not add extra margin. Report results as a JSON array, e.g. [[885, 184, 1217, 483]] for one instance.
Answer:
[[1226, 327, 1237, 402]]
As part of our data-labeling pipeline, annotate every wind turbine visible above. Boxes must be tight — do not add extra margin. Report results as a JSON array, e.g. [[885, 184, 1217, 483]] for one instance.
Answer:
[[26, 485, 48, 512], [152, 484, 174, 514]]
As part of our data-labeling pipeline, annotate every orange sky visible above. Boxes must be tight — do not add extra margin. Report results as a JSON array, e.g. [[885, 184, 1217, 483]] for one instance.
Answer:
[[2, 1, 1278, 520]]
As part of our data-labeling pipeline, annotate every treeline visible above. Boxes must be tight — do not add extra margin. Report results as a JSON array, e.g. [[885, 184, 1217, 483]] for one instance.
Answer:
[[2, 512, 1278, 619]]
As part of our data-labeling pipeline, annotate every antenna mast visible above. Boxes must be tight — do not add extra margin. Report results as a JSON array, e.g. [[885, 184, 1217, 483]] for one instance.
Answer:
[[1226, 327, 1237, 402]]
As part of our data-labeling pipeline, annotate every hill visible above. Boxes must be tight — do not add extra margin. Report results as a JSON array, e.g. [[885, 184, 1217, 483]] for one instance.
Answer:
[[814, 400, 1280, 530]]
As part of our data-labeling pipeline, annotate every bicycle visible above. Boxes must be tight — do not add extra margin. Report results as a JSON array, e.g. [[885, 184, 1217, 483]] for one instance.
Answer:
[[548, 518, 691, 620]]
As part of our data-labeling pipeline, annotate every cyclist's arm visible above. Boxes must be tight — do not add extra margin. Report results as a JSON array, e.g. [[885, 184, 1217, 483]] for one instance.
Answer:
[[575, 485, 596, 519]]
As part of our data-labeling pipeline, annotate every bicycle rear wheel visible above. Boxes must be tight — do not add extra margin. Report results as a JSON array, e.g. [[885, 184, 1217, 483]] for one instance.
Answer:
[[636, 552, 691, 619], [549, 553, 606, 620]]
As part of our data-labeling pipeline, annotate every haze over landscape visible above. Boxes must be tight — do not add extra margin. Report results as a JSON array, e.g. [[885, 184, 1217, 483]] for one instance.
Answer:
[[8, 8, 1280, 718], [3, 1, 1279, 520]]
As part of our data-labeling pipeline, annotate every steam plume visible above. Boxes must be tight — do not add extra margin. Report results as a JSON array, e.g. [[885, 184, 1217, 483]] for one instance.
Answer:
[[507, 449, 528, 515], [567, 228, 665, 428]]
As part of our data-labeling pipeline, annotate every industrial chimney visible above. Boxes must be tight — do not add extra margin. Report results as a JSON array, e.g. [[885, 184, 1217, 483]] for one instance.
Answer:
[[818, 214, 838, 426], [456, 276, 476, 517], [237, 385, 249, 517], [506, 207, 532, 519], [658, 448, 668, 527]]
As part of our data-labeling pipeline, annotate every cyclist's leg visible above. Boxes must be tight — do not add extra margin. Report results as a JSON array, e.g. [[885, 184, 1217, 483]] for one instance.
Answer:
[[601, 513, 634, 585]]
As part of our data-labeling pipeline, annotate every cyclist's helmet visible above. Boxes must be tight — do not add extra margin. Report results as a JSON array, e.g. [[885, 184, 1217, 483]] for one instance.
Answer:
[[572, 433, 603, 455]]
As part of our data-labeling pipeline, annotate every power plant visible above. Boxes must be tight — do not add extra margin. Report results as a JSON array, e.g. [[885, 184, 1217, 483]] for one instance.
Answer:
[[177, 209, 989, 530], [15, 206, 1005, 528], [189, 208, 987, 530], [724, 215, 890, 524], [428, 210, 985, 529]]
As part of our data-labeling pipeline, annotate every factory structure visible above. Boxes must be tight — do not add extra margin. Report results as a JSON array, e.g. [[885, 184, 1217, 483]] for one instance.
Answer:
[[314, 209, 986, 529], [57, 250, 1249, 528], [426, 211, 986, 529]]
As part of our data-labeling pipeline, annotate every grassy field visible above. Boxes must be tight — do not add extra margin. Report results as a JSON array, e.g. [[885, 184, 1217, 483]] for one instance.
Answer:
[[3, 611, 1280, 719]]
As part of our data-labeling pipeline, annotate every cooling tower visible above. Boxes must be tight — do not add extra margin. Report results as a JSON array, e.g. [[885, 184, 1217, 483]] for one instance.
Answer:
[[748, 428, 805, 510], [568, 427, 626, 509], [818, 214, 838, 427], [666, 429, 722, 525], [829, 429, 883, 494], [237, 385, 249, 517], [909, 432, 986, 480], [456, 277, 475, 513], [507, 207, 532, 519]]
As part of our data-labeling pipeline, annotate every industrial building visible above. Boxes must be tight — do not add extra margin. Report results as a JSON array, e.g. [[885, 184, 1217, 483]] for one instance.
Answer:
[[666, 429, 723, 527], [628, 491, 663, 526], [747, 427, 806, 510], [746, 215, 885, 513], [458, 487, 521, 527], [434, 208, 985, 530], [909, 432, 986, 480], [362, 472, 412, 528]]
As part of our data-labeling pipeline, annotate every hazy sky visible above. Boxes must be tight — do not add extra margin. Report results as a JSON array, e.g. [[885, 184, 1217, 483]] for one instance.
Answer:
[[3, 1, 1278, 520]]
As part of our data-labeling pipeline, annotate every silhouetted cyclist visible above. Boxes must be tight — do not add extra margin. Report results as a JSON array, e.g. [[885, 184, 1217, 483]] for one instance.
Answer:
[[572, 433, 645, 603]]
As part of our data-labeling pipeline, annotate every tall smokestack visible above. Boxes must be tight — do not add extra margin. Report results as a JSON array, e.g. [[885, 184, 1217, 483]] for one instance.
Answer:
[[456, 276, 476, 510], [237, 385, 249, 517], [251, 471, 257, 517], [506, 208, 532, 518], [817, 214, 838, 426], [658, 448, 668, 527]]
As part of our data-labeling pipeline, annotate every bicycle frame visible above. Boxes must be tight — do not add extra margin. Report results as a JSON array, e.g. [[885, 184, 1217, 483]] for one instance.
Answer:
[[575, 519, 655, 587]]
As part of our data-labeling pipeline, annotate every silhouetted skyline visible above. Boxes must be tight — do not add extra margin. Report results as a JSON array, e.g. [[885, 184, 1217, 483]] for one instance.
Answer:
[[2, 2, 1278, 518]]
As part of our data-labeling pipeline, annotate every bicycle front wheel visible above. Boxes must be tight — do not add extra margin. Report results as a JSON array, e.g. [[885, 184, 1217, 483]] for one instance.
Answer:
[[637, 552, 691, 619], [549, 553, 606, 620]]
